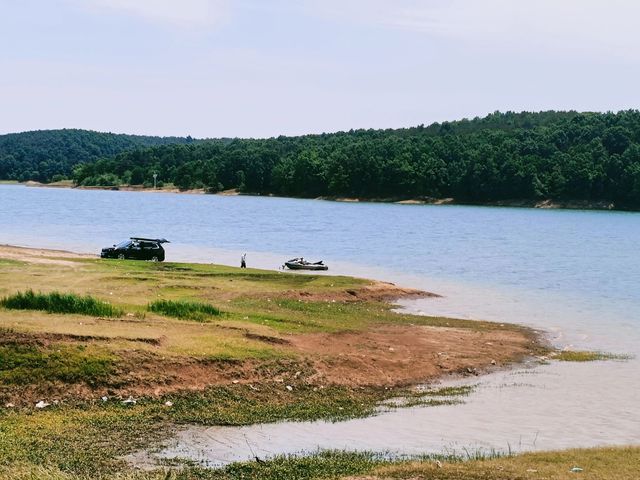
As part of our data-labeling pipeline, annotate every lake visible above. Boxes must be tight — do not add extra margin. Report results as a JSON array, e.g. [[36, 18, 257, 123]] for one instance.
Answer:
[[1, 184, 639, 463]]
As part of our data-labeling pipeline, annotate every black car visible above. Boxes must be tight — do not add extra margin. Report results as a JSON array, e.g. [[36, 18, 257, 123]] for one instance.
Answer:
[[100, 237, 169, 262]]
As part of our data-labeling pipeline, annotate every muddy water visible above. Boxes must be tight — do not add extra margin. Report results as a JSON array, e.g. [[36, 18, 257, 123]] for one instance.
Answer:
[[129, 360, 639, 467], [1, 185, 639, 463]]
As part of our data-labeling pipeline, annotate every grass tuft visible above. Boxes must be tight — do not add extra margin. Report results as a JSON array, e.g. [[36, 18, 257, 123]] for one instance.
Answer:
[[0, 290, 122, 317], [148, 299, 221, 322]]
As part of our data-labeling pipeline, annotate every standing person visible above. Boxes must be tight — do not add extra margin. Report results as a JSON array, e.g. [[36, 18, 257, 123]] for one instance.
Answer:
[[240, 253, 247, 268]]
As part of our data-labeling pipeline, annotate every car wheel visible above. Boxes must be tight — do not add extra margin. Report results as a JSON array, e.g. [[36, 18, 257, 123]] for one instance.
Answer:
[[151, 256, 159, 262], [117, 253, 125, 260]]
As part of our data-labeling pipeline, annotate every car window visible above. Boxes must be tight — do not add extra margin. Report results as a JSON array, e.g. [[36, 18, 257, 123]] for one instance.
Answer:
[[140, 242, 158, 249], [116, 240, 132, 249]]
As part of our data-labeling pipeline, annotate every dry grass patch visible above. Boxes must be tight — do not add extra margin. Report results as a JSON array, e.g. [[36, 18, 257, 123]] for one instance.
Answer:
[[358, 446, 640, 480]]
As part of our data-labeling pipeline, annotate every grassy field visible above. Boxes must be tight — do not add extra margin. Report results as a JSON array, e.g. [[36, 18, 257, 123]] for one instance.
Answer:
[[3, 247, 628, 479]]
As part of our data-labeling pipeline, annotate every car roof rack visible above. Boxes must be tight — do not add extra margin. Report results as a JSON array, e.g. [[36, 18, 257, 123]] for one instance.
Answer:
[[130, 237, 170, 243]]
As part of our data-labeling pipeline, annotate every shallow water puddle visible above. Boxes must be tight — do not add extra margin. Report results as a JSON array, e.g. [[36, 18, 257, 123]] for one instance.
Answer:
[[127, 358, 640, 467]]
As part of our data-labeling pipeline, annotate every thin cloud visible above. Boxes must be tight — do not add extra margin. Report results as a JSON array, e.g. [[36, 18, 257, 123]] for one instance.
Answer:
[[305, 0, 640, 61], [73, 0, 230, 28]]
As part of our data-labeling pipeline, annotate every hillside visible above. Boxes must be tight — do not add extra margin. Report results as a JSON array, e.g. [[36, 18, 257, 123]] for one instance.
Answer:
[[71, 110, 640, 209], [0, 129, 195, 182], [3, 111, 640, 209]]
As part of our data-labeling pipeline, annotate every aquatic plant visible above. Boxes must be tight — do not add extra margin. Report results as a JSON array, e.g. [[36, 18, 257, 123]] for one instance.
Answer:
[[553, 350, 632, 362]]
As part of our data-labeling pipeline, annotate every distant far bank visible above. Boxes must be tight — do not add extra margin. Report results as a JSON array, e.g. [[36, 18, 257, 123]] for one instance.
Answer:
[[3, 111, 640, 211], [15, 180, 625, 212]]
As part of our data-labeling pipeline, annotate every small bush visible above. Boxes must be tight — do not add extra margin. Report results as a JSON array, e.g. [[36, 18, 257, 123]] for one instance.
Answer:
[[148, 299, 221, 321], [0, 290, 122, 317]]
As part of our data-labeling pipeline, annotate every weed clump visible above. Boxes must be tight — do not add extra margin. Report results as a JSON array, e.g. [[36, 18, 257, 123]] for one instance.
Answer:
[[0, 290, 122, 317], [148, 299, 221, 321]]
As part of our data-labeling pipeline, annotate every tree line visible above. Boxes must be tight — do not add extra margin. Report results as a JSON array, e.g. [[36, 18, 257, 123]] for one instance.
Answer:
[[0, 129, 194, 182], [70, 111, 640, 208], [3, 111, 640, 209]]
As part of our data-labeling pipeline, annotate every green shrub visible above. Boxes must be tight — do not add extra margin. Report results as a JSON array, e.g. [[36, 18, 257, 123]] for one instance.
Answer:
[[148, 299, 221, 321], [0, 290, 122, 317]]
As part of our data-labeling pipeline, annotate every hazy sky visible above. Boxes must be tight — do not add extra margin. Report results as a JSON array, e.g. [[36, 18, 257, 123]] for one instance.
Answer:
[[1, 0, 639, 138]]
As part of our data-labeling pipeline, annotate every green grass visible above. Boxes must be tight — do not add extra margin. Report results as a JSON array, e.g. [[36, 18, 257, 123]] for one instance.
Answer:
[[175, 450, 386, 480], [0, 290, 122, 317], [0, 406, 166, 478], [0, 343, 114, 386], [553, 350, 632, 362], [0, 258, 24, 267], [164, 383, 385, 426], [148, 299, 221, 321]]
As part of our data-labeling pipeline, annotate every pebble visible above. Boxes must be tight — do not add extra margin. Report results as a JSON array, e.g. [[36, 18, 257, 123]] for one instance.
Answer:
[[285, 385, 293, 391], [35, 401, 50, 409]]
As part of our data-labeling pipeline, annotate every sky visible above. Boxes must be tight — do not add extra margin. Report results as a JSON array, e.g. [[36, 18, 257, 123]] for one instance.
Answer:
[[1, 0, 639, 138]]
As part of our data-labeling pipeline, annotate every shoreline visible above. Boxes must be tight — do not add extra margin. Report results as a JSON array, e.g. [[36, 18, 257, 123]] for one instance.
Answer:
[[0, 244, 546, 405], [4, 245, 636, 478], [14, 181, 630, 212]]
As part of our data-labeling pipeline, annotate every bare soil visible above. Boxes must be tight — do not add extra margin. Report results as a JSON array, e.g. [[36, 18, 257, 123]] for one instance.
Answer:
[[0, 244, 94, 266], [0, 324, 538, 404]]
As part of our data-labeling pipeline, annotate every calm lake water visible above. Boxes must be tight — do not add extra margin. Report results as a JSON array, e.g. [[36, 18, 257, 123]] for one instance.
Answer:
[[1, 184, 639, 463]]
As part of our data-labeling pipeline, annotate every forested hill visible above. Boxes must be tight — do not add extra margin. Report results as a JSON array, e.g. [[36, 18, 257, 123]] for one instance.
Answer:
[[68, 110, 640, 209], [0, 129, 196, 182], [4, 111, 640, 208]]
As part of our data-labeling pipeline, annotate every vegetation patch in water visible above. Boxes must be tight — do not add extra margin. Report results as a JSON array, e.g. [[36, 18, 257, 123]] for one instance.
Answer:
[[384, 385, 475, 409], [416, 385, 475, 397], [553, 350, 632, 362], [0, 290, 122, 317]]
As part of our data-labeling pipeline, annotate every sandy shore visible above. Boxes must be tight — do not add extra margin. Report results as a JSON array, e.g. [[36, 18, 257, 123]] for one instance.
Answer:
[[18, 181, 625, 211]]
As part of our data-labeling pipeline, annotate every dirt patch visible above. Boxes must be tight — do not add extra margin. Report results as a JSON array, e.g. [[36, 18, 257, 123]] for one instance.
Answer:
[[244, 332, 291, 345], [0, 323, 540, 405], [289, 324, 537, 387], [0, 244, 93, 267], [0, 330, 161, 347]]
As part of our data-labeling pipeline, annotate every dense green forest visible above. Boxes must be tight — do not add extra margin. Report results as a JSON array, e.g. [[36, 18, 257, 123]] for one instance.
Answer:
[[68, 110, 640, 208], [0, 129, 194, 182], [3, 111, 640, 208]]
